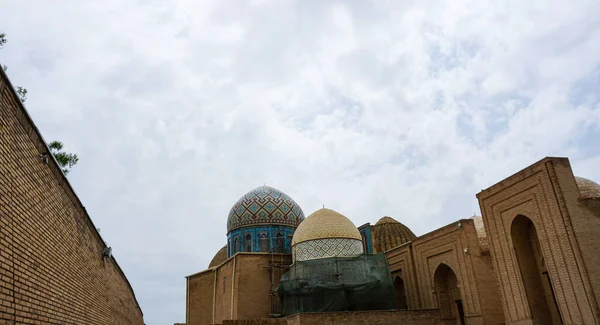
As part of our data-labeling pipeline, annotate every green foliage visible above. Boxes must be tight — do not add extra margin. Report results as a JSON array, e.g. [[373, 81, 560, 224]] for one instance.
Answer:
[[1, 32, 6, 71], [16, 86, 27, 103], [1, 31, 79, 175], [0, 32, 6, 49], [48, 141, 79, 175]]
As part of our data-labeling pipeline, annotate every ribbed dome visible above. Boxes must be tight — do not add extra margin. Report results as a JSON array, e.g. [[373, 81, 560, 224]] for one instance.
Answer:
[[227, 185, 305, 233], [575, 176, 600, 200], [292, 208, 362, 245], [208, 245, 227, 268], [372, 216, 416, 252]]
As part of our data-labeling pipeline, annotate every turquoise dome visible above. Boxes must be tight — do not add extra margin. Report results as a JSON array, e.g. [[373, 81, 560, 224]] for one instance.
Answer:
[[227, 185, 305, 233]]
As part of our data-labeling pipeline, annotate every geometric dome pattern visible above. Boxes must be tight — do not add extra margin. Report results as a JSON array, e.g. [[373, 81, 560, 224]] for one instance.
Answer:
[[227, 185, 305, 233], [291, 208, 362, 246], [291, 208, 363, 262], [293, 238, 364, 262]]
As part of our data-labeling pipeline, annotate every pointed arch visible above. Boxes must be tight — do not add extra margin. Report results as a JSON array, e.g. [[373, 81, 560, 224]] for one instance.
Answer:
[[511, 214, 562, 325], [393, 276, 408, 309], [433, 263, 465, 325]]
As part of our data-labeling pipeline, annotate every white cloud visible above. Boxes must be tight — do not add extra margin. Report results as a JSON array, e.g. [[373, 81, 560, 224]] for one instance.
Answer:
[[2, 0, 600, 324]]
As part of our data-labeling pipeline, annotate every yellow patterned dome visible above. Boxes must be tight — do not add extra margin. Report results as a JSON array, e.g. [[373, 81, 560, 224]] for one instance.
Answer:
[[291, 208, 361, 245]]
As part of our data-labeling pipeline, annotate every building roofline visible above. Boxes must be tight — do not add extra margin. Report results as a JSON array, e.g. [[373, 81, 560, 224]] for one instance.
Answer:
[[186, 251, 292, 278], [414, 218, 474, 242], [0, 67, 143, 316], [357, 222, 371, 229], [476, 156, 569, 199]]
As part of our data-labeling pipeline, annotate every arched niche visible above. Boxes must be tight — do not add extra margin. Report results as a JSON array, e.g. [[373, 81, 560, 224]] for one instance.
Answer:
[[433, 263, 465, 325], [394, 276, 408, 309], [511, 214, 562, 325]]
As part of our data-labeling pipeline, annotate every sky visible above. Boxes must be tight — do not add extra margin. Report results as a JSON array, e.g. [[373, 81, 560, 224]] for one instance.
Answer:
[[1, 0, 600, 324]]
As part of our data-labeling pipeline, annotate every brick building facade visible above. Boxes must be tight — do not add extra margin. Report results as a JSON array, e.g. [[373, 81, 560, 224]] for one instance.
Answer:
[[0, 68, 144, 324], [184, 156, 600, 325], [477, 157, 600, 325]]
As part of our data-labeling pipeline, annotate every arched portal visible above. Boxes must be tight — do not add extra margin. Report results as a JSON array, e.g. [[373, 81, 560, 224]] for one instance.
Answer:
[[394, 276, 408, 309], [433, 264, 465, 325], [511, 215, 562, 325]]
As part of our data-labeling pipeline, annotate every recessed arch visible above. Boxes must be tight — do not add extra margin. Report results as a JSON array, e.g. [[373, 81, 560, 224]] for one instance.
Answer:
[[433, 263, 465, 325], [275, 232, 284, 253], [244, 233, 252, 252], [511, 214, 562, 325], [393, 276, 408, 309]]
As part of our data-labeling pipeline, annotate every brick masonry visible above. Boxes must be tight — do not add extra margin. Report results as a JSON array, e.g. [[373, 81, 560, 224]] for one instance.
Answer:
[[187, 253, 291, 325], [0, 68, 144, 324], [477, 157, 600, 325], [221, 309, 442, 325], [386, 218, 505, 325]]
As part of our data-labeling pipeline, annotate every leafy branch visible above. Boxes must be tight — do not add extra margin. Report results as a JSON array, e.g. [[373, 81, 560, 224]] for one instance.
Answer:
[[1, 30, 79, 175]]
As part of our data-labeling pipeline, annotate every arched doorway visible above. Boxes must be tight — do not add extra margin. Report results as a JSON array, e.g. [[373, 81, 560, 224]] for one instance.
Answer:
[[394, 276, 408, 309], [511, 215, 562, 325], [433, 264, 465, 325]]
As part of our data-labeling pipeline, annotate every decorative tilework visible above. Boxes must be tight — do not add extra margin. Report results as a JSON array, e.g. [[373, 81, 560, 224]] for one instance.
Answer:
[[292, 208, 362, 245], [227, 186, 305, 232], [292, 238, 364, 262], [359, 227, 373, 254], [227, 225, 296, 257]]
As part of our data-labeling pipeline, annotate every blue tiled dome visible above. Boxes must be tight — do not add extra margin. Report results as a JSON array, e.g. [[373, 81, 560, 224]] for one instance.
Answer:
[[227, 185, 305, 233]]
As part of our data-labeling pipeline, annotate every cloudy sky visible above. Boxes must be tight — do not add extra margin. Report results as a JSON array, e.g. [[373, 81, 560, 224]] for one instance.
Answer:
[[1, 0, 600, 323]]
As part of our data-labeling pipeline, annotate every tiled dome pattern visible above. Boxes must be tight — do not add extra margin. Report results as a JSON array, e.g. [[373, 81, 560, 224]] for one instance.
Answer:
[[373, 216, 416, 252], [293, 238, 364, 261], [291, 208, 362, 245], [575, 176, 600, 200], [227, 186, 305, 233]]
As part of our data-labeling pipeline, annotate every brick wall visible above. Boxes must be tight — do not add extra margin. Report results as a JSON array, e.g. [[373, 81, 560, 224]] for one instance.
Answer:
[[0, 69, 144, 324], [477, 157, 600, 324], [221, 309, 442, 325], [386, 219, 505, 325], [187, 253, 292, 325], [187, 269, 215, 325], [552, 160, 600, 318]]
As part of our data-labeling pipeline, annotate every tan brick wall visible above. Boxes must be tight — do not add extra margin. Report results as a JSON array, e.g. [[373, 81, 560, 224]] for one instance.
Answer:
[[387, 219, 504, 325], [552, 160, 600, 314], [0, 69, 144, 324], [236, 254, 291, 320], [386, 243, 421, 309], [187, 253, 292, 325], [477, 157, 600, 325], [187, 270, 215, 325], [222, 309, 442, 325]]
